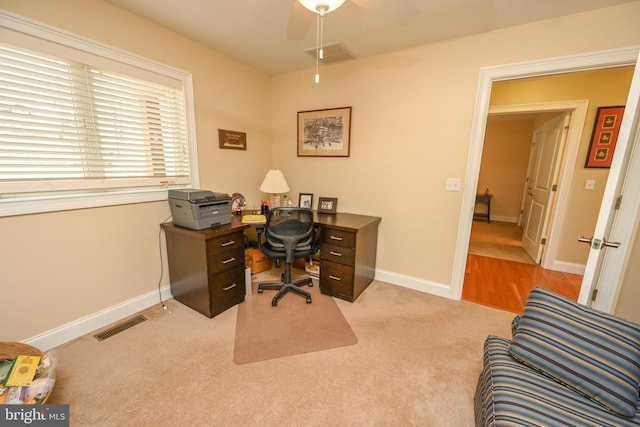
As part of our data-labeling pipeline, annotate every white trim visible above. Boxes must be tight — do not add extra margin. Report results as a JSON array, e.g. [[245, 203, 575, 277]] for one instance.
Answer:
[[487, 215, 518, 224], [375, 269, 451, 299], [24, 286, 173, 351], [551, 261, 586, 275], [451, 46, 640, 301]]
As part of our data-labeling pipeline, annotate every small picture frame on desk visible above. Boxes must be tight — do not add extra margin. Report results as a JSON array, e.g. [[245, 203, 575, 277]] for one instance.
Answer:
[[299, 193, 313, 209], [317, 197, 338, 214]]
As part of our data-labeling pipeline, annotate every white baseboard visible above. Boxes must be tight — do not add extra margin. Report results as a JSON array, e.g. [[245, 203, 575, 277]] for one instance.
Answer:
[[25, 286, 173, 351], [550, 260, 586, 275], [374, 269, 452, 299], [488, 215, 518, 224]]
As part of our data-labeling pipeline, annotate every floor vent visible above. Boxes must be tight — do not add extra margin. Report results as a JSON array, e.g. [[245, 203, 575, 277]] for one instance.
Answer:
[[93, 315, 147, 341]]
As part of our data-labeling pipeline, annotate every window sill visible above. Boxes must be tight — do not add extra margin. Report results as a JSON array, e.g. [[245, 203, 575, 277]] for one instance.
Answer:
[[0, 189, 172, 217]]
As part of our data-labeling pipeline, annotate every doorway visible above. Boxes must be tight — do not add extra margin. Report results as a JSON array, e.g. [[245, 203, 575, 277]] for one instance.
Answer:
[[451, 50, 639, 309]]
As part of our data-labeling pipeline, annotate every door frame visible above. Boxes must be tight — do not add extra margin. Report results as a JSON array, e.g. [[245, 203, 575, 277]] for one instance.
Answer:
[[450, 46, 640, 301]]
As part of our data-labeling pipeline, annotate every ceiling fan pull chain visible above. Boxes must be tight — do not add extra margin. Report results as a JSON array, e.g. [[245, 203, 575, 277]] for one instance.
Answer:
[[315, 11, 320, 83], [319, 12, 324, 60]]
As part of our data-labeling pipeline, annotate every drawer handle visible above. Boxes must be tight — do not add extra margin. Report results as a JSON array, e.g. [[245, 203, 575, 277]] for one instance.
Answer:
[[223, 283, 237, 291], [220, 240, 235, 247], [330, 236, 343, 241], [221, 257, 236, 264], [329, 251, 343, 257], [329, 275, 342, 281]]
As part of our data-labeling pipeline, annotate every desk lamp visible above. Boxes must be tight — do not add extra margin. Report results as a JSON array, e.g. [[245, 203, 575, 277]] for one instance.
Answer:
[[260, 169, 289, 208]]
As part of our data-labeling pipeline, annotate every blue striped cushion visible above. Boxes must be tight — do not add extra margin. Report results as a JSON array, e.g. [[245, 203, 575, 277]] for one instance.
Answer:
[[476, 336, 640, 426], [509, 287, 640, 417]]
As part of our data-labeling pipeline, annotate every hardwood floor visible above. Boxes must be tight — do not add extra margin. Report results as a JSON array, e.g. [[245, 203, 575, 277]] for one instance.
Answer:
[[462, 254, 582, 314]]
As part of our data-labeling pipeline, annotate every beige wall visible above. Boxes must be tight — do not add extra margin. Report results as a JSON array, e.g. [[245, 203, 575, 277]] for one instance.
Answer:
[[2, 0, 640, 343], [478, 120, 534, 221], [490, 68, 635, 264], [0, 0, 273, 342]]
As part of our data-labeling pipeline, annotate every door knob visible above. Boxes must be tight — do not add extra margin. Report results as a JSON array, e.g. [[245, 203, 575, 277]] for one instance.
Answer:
[[577, 236, 622, 249]]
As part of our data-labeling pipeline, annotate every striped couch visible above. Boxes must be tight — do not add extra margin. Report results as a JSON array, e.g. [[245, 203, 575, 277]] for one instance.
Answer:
[[474, 287, 640, 426]]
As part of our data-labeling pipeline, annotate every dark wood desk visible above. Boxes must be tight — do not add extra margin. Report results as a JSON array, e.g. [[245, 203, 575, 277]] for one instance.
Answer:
[[163, 211, 381, 317], [313, 212, 381, 302], [162, 221, 248, 318]]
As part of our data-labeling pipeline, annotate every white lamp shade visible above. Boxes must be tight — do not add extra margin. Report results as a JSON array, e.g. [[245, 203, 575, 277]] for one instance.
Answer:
[[299, 0, 346, 14], [260, 169, 290, 194]]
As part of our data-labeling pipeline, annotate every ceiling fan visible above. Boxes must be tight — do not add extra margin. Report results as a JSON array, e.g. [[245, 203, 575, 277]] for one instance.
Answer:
[[286, 0, 418, 83], [286, 0, 419, 41]]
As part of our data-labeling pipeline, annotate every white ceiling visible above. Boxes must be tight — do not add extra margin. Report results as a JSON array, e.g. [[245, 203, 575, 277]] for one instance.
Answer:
[[106, 0, 637, 75]]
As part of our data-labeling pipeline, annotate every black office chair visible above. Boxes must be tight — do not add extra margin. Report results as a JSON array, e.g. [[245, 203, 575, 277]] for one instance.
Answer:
[[256, 207, 316, 306]]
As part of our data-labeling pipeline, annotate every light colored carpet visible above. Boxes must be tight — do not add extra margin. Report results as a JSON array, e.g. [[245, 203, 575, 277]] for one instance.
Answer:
[[46, 280, 514, 426], [468, 220, 535, 265], [234, 273, 357, 365]]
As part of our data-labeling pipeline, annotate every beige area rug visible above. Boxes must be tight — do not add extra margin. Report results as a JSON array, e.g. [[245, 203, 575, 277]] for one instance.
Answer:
[[468, 220, 535, 264], [234, 269, 358, 364]]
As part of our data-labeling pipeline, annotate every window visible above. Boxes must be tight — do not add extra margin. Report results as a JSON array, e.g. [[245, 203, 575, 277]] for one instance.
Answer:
[[0, 11, 199, 216]]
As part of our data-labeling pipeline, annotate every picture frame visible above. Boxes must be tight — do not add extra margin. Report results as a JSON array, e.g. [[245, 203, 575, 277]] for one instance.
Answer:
[[317, 197, 338, 214], [297, 107, 352, 157], [298, 193, 313, 209], [218, 129, 247, 150], [585, 106, 625, 168]]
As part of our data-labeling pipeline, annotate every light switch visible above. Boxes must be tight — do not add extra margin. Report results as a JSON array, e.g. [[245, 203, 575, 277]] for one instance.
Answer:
[[585, 179, 595, 190], [446, 178, 461, 192]]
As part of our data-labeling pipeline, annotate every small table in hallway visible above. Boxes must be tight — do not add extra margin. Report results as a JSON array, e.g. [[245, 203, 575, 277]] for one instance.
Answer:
[[474, 194, 493, 223]]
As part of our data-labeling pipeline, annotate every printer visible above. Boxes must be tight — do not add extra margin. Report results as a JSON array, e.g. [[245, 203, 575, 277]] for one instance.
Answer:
[[168, 189, 231, 230]]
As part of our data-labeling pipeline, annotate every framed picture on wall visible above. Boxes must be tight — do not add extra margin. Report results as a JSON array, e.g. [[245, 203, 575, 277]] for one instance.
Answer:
[[297, 107, 351, 157], [585, 106, 625, 168]]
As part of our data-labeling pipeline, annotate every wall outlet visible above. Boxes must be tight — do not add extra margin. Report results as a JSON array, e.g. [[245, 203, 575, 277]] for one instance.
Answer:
[[446, 178, 461, 192]]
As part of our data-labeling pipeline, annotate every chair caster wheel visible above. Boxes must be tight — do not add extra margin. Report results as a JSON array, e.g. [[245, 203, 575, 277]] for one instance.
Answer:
[[308, 282, 314, 287], [306, 297, 312, 304], [272, 299, 278, 307], [258, 288, 263, 293]]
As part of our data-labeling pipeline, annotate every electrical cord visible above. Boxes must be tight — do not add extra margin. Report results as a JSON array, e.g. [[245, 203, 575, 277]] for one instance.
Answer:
[[158, 214, 172, 311]]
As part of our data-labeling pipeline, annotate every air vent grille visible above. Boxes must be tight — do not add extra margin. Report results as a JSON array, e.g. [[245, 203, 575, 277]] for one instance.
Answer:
[[93, 315, 147, 341], [305, 42, 356, 64]]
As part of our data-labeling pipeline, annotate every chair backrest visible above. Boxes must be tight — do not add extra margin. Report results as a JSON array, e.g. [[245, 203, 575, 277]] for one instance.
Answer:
[[264, 208, 315, 254]]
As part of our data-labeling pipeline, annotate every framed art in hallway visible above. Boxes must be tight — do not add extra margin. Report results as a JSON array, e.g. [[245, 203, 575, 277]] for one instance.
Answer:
[[297, 107, 351, 157], [585, 105, 625, 168]]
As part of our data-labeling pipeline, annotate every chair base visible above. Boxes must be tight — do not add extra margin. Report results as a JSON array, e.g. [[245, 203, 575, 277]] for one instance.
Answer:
[[258, 277, 313, 306]]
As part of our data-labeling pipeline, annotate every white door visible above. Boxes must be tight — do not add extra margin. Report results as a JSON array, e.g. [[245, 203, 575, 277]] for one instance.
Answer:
[[578, 56, 640, 311], [521, 113, 570, 263]]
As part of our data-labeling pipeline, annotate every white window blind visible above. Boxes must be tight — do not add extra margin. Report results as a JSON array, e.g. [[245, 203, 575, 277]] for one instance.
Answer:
[[0, 10, 199, 217], [0, 43, 191, 195]]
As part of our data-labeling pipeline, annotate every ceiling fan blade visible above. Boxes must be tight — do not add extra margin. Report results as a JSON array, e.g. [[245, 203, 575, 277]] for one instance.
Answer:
[[350, 0, 419, 24], [286, 0, 315, 40]]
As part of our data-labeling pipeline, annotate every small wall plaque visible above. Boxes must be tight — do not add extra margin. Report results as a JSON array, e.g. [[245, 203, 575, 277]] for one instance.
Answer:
[[218, 129, 247, 150]]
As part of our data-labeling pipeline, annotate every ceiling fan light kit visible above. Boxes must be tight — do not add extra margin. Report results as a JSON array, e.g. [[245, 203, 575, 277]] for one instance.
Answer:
[[299, 0, 346, 15]]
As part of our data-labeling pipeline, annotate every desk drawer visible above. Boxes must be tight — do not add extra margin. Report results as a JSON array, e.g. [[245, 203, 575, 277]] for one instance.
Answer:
[[321, 228, 356, 248], [206, 232, 244, 255], [320, 242, 355, 266], [209, 266, 245, 317], [207, 247, 244, 275], [320, 261, 354, 300]]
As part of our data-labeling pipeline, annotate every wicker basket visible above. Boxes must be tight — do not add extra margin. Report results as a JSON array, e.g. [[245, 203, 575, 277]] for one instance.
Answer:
[[0, 341, 53, 404]]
